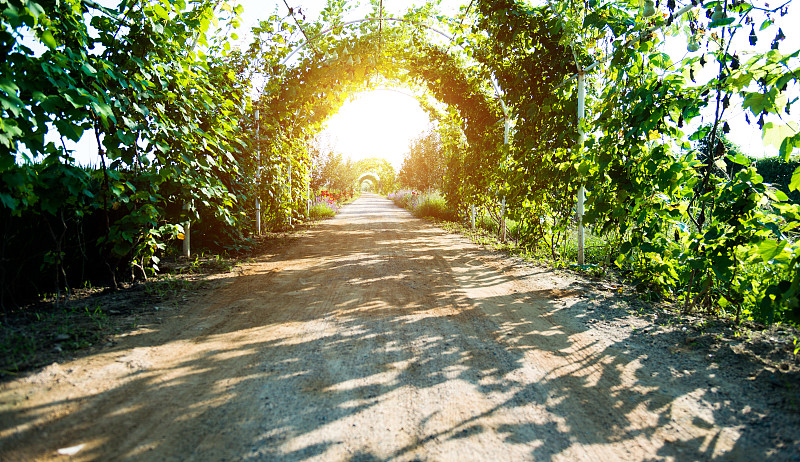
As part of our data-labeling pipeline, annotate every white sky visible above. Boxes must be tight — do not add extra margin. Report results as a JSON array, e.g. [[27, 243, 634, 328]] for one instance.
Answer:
[[319, 90, 433, 170]]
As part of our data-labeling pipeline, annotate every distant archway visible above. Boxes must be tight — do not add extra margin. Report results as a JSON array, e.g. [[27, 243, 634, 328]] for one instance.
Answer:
[[257, 19, 505, 204], [357, 172, 381, 192]]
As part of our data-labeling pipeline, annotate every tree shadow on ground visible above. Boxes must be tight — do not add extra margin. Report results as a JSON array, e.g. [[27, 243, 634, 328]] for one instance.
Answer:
[[1, 195, 798, 461]]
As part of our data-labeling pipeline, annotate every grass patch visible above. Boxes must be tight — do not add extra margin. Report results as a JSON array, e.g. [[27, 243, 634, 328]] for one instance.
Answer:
[[412, 191, 458, 221], [388, 190, 458, 221], [309, 202, 337, 220], [0, 273, 208, 380]]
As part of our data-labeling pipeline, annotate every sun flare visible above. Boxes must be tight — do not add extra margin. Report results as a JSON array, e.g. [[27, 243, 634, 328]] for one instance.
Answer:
[[319, 89, 433, 170]]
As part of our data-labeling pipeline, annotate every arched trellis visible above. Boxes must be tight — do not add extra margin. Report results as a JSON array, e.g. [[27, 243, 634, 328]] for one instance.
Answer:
[[356, 172, 381, 190], [253, 14, 511, 234], [277, 16, 507, 110]]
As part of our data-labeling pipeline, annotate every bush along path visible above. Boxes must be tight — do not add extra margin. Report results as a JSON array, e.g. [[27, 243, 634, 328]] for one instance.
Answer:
[[1, 194, 798, 461]]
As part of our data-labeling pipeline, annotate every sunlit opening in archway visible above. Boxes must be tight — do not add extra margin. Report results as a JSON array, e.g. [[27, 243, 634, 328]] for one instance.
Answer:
[[318, 88, 433, 170]]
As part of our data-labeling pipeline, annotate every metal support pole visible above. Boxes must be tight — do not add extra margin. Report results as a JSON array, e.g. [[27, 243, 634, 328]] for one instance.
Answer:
[[500, 197, 507, 242], [470, 204, 476, 230], [501, 115, 510, 242], [255, 108, 261, 236], [182, 202, 191, 258], [307, 164, 311, 217], [287, 162, 292, 227], [256, 198, 261, 234], [577, 71, 586, 266]]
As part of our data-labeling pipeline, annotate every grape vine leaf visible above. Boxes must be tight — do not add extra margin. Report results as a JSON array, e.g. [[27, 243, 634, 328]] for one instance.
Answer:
[[791, 166, 800, 192]]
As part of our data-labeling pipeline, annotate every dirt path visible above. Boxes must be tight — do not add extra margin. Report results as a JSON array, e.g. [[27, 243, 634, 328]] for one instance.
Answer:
[[1, 193, 798, 461]]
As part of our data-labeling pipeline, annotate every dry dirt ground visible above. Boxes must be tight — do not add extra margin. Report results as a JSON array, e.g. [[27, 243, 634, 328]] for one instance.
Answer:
[[1, 193, 799, 461]]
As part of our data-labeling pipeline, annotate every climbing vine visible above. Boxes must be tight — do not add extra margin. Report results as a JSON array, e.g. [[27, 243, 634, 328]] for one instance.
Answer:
[[2, 0, 800, 326], [470, 0, 800, 324]]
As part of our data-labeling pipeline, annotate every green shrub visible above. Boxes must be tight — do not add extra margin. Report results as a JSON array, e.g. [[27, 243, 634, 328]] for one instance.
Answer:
[[476, 214, 497, 233], [388, 190, 415, 209], [309, 202, 336, 220], [412, 191, 458, 221], [753, 156, 800, 204]]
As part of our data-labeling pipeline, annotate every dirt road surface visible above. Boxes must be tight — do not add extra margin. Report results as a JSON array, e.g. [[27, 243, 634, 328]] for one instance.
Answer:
[[1, 194, 798, 461]]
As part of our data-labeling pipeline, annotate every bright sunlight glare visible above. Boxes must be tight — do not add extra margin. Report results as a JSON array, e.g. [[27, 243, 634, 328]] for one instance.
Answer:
[[318, 89, 433, 170]]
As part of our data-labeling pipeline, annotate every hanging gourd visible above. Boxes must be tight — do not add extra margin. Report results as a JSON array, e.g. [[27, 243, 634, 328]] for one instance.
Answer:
[[687, 37, 700, 52], [711, 4, 725, 21], [643, 0, 656, 18]]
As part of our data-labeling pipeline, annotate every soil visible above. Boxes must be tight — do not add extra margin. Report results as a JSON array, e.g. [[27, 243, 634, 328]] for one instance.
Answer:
[[1, 193, 799, 461]]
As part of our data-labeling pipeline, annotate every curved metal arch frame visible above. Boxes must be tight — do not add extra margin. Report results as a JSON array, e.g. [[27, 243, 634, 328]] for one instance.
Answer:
[[356, 172, 381, 183], [261, 14, 512, 237], [277, 16, 507, 116]]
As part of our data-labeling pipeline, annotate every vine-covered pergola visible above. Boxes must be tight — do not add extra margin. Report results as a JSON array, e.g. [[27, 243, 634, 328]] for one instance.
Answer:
[[248, 3, 509, 236], [4, 0, 798, 324]]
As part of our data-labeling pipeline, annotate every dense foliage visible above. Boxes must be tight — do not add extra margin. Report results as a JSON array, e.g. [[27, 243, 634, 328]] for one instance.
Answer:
[[3, 0, 800, 327], [1, 0, 253, 306], [398, 130, 447, 192], [467, 0, 800, 324], [389, 190, 457, 221]]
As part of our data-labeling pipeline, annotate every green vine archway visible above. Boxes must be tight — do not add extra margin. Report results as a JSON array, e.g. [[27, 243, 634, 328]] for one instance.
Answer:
[[356, 173, 380, 190], [251, 15, 506, 219], [354, 158, 396, 195], [4, 0, 799, 326]]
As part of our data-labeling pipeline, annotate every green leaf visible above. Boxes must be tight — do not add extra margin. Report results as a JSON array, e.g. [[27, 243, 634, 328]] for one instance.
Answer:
[[151, 4, 169, 20], [40, 30, 57, 49], [790, 165, 800, 192], [762, 121, 799, 151], [709, 17, 735, 28], [771, 189, 789, 202], [779, 134, 800, 161], [757, 239, 786, 262], [54, 119, 84, 142], [577, 160, 591, 176], [27, 1, 45, 19], [80, 63, 97, 76], [743, 93, 767, 116], [0, 192, 17, 210], [727, 153, 750, 166]]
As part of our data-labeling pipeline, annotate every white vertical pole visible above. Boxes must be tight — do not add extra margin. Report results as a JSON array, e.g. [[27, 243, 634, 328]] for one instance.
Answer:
[[307, 164, 311, 217], [470, 204, 476, 230], [255, 108, 261, 236], [182, 202, 191, 258], [577, 71, 586, 266], [255, 199, 261, 234], [500, 114, 510, 242], [288, 162, 292, 227], [501, 197, 506, 242]]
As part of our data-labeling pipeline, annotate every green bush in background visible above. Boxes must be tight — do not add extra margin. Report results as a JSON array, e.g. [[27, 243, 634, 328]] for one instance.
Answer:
[[412, 192, 458, 221], [389, 191, 458, 222], [752, 157, 800, 204]]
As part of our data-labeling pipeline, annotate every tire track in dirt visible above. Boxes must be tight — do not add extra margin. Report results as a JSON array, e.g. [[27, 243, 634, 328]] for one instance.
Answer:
[[1, 193, 797, 461]]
